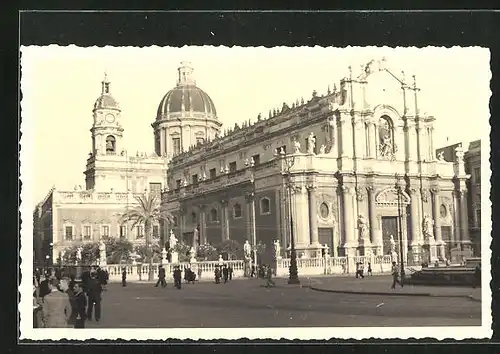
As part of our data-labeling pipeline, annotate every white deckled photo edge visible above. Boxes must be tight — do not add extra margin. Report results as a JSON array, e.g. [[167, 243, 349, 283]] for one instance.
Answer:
[[19, 45, 492, 340]]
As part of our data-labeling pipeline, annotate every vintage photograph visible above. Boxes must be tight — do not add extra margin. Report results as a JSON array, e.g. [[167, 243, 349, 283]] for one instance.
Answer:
[[19, 46, 491, 340]]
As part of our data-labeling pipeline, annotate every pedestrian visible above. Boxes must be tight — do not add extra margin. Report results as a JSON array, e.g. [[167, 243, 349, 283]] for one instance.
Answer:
[[222, 265, 229, 283], [155, 265, 167, 288], [214, 266, 221, 284], [173, 266, 182, 289], [40, 277, 72, 328], [355, 262, 365, 279], [121, 267, 127, 287], [265, 265, 275, 288], [472, 264, 481, 289], [391, 261, 402, 289], [228, 265, 233, 280], [197, 267, 202, 281], [250, 265, 256, 278], [367, 262, 372, 276], [72, 282, 87, 328], [86, 270, 103, 322]]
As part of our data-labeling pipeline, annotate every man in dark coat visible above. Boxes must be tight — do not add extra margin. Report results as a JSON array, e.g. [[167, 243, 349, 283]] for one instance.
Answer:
[[72, 282, 87, 328], [86, 271, 103, 322], [173, 266, 182, 289], [214, 266, 221, 284], [222, 265, 229, 284], [228, 265, 233, 280], [155, 265, 167, 288], [121, 267, 127, 287]]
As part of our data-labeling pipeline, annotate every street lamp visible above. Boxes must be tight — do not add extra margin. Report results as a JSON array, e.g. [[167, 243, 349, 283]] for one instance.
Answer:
[[395, 173, 405, 286], [249, 169, 258, 269], [282, 152, 300, 285]]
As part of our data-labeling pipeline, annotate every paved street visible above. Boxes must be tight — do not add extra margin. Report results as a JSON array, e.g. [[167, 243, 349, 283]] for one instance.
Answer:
[[87, 277, 481, 328]]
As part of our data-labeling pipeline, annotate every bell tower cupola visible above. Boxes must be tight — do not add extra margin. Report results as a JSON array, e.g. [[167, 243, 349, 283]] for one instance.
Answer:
[[91, 72, 124, 156]]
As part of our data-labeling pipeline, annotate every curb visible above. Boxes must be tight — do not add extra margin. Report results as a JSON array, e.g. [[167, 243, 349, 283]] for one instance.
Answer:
[[309, 286, 482, 301]]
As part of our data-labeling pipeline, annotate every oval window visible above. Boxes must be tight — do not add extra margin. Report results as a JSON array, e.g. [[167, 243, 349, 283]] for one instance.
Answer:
[[320, 203, 329, 218], [440, 204, 447, 218]]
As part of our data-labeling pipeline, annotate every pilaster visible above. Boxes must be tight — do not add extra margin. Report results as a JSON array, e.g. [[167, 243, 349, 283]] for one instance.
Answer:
[[307, 185, 320, 246], [294, 184, 310, 248], [367, 185, 381, 254], [431, 187, 446, 259], [341, 185, 356, 255], [459, 187, 471, 247]]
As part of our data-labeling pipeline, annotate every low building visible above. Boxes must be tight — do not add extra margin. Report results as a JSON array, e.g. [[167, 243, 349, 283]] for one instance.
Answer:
[[33, 74, 167, 266], [163, 58, 472, 265]]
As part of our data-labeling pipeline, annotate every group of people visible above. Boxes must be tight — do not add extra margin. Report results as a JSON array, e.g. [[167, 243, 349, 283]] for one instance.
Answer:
[[151, 265, 199, 290], [214, 264, 233, 284], [355, 262, 373, 278], [33, 266, 108, 328]]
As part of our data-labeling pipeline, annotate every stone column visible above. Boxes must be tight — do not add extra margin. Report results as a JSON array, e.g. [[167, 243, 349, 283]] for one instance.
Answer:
[[199, 205, 207, 244], [245, 193, 253, 245], [394, 124, 405, 161], [353, 118, 365, 160], [159, 127, 165, 156], [341, 185, 356, 255], [307, 185, 320, 246], [431, 187, 445, 259], [289, 186, 299, 250], [367, 186, 381, 254], [409, 187, 421, 261], [221, 200, 229, 241], [405, 119, 417, 162], [338, 110, 354, 170], [368, 121, 377, 158], [459, 187, 471, 248], [291, 185, 310, 249]]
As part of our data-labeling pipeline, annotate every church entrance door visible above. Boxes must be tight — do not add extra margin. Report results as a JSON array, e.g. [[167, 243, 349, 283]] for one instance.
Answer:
[[381, 216, 398, 255]]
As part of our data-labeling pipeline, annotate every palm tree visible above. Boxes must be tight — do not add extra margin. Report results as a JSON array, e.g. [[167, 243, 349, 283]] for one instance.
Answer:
[[121, 193, 167, 281]]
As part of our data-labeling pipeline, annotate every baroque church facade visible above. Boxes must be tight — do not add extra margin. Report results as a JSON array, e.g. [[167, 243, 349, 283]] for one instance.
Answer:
[[33, 75, 167, 266], [162, 58, 472, 264]]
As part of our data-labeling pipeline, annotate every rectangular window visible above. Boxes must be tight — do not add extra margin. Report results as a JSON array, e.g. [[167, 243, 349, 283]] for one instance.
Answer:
[[209, 168, 217, 179], [192, 174, 199, 185], [474, 167, 481, 183], [153, 225, 159, 238], [119, 225, 127, 238], [65, 226, 73, 240], [176, 179, 182, 189], [149, 182, 162, 196], [173, 137, 181, 155], [229, 161, 237, 173], [476, 209, 481, 227], [83, 225, 92, 240], [275, 145, 287, 155], [252, 154, 260, 165], [196, 137, 204, 145], [136, 225, 144, 238], [102, 225, 110, 238]]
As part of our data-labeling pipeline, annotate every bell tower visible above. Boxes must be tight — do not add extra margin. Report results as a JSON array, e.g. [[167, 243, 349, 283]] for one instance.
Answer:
[[90, 73, 124, 155]]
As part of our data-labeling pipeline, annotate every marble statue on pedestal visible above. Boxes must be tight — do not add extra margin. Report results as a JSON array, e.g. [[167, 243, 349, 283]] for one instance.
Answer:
[[293, 139, 301, 153], [193, 227, 199, 247], [99, 241, 107, 266], [189, 246, 196, 262], [169, 230, 178, 249], [76, 247, 83, 263], [389, 235, 398, 263], [244, 240, 252, 260], [307, 132, 316, 154], [161, 247, 167, 264], [422, 214, 435, 241], [273, 239, 281, 259], [357, 214, 369, 243], [319, 145, 326, 154]]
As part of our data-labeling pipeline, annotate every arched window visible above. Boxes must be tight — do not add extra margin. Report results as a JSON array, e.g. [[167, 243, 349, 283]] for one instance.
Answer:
[[378, 115, 394, 157], [260, 197, 271, 215], [210, 208, 218, 222], [105, 135, 116, 153], [233, 203, 242, 219]]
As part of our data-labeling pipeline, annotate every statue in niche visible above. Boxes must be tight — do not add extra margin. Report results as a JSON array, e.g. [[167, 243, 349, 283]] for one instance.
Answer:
[[293, 139, 301, 153], [307, 132, 316, 154], [379, 134, 393, 158], [357, 215, 369, 241], [319, 145, 326, 154], [422, 214, 435, 240]]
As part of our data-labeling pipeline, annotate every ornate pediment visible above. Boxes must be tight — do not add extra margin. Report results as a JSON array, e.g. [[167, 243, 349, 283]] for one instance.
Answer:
[[375, 187, 410, 205]]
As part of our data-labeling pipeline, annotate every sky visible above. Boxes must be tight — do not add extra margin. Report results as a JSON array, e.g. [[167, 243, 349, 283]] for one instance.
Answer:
[[20, 46, 490, 207]]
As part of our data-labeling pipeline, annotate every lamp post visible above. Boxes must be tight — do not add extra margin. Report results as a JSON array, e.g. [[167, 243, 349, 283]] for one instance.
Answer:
[[395, 174, 405, 285], [283, 152, 300, 285]]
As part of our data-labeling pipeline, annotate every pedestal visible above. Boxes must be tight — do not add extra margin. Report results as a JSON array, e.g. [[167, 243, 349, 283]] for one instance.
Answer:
[[170, 251, 179, 264], [99, 258, 107, 267], [161, 248, 168, 265], [391, 251, 398, 264], [428, 240, 439, 263], [410, 244, 421, 264], [306, 244, 322, 258]]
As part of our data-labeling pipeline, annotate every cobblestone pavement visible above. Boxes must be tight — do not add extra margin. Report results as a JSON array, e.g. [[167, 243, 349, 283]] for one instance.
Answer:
[[86, 277, 481, 328]]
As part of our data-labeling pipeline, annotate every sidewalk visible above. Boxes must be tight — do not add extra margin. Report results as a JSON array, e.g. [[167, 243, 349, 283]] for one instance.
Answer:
[[307, 275, 482, 301]]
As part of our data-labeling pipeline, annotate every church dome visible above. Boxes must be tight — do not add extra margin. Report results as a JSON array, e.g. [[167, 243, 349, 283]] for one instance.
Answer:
[[156, 61, 217, 120], [93, 73, 120, 111]]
